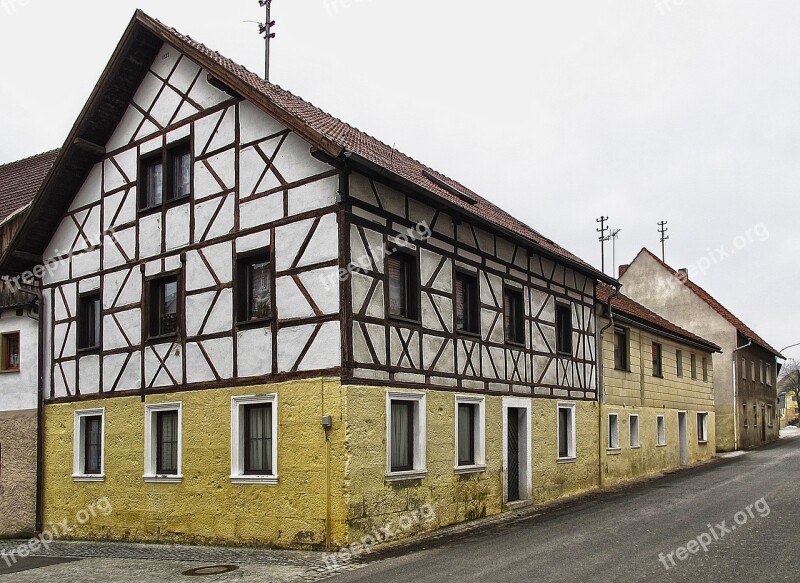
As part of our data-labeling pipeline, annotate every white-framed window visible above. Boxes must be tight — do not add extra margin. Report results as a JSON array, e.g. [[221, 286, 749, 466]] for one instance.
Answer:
[[767, 365, 773, 386], [144, 402, 182, 483], [657, 415, 666, 446], [73, 409, 105, 481], [629, 414, 640, 448], [697, 412, 709, 443], [557, 402, 576, 460], [767, 405, 774, 428], [454, 395, 486, 473], [608, 413, 620, 450], [386, 391, 427, 480], [231, 394, 279, 484]]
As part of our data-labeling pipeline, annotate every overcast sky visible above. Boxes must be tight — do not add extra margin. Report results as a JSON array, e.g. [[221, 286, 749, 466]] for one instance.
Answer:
[[1, 1, 798, 358]]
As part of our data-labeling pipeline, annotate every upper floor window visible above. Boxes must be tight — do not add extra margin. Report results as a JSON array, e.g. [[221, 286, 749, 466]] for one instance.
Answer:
[[237, 252, 272, 323], [614, 327, 628, 371], [751, 361, 756, 382], [555, 303, 573, 356], [702, 357, 709, 382], [78, 292, 101, 350], [387, 253, 419, 321], [741, 357, 746, 380], [690, 353, 697, 379], [148, 276, 180, 340], [652, 342, 663, 378], [139, 141, 192, 210], [1, 332, 20, 372], [676, 350, 683, 377], [455, 271, 480, 335], [504, 287, 525, 345]]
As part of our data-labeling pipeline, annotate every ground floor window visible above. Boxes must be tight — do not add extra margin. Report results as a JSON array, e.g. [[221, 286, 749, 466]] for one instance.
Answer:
[[657, 415, 666, 446], [144, 403, 182, 481], [557, 403, 576, 460], [455, 396, 486, 471], [73, 409, 105, 481], [387, 392, 426, 478], [608, 413, 620, 450], [629, 414, 640, 448], [697, 412, 709, 443], [231, 395, 278, 484]]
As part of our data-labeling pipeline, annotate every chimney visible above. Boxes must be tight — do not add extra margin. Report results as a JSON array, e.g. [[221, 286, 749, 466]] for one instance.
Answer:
[[678, 268, 689, 281], [618, 264, 629, 278]]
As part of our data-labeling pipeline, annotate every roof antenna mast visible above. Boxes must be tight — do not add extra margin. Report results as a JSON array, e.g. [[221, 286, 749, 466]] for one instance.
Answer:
[[658, 220, 669, 262], [596, 216, 609, 274], [257, 0, 276, 81]]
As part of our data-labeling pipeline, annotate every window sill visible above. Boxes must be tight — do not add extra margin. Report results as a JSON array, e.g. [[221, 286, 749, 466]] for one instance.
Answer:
[[388, 315, 421, 326], [505, 340, 526, 349], [556, 351, 572, 357], [557, 457, 577, 464], [454, 464, 486, 475], [0, 369, 20, 375], [77, 347, 101, 356], [614, 367, 631, 373], [698, 440, 709, 445], [385, 470, 427, 482], [606, 448, 621, 455], [138, 195, 192, 217], [72, 474, 105, 482], [656, 444, 667, 448], [630, 445, 641, 450], [457, 330, 482, 340], [143, 475, 183, 483], [230, 475, 278, 485], [235, 318, 273, 331], [145, 334, 180, 345]]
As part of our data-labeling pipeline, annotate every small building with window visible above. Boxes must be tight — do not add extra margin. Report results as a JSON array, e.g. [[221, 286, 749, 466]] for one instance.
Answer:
[[0, 150, 56, 537], [597, 284, 720, 486], [2, 12, 620, 550], [619, 249, 783, 451]]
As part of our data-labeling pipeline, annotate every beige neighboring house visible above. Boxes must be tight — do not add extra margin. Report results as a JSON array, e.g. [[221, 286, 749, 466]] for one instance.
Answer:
[[0, 150, 56, 537], [619, 249, 783, 452]]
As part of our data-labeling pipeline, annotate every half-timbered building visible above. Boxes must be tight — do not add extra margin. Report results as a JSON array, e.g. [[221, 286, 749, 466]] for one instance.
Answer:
[[1, 11, 618, 549]]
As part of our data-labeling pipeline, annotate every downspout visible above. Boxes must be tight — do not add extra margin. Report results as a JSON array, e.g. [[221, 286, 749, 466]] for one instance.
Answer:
[[597, 285, 621, 489], [731, 339, 752, 451]]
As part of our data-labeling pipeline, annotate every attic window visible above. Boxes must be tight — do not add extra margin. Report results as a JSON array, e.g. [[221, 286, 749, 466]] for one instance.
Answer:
[[139, 140, 192, 211], [422, 170, 477, 205]]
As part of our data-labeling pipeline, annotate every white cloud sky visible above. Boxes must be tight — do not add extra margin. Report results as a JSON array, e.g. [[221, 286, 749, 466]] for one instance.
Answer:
[[1, 0, 797, 356]]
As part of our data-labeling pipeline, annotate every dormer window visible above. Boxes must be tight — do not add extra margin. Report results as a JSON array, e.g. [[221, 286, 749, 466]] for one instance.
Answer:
[[140, 141, 192, 210]]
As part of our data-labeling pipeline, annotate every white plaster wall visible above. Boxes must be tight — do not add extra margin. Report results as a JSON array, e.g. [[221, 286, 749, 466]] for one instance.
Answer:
[[0, 312, 39, 412]]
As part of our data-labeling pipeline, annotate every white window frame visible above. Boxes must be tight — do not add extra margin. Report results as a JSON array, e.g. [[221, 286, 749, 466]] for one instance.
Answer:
[[557, 402, 577, 461], [697, 412, 709, 444], [144, 402, 183, 483], [656, 415, 667, 447], [607, 412, 620, 451], [231, 394, 279, 485], [73, 408, 105, 482], [386, 391, 427, 481], [767, 405, 774, 428], [629, 414, 640, 448], [454, 395, 486, 474]]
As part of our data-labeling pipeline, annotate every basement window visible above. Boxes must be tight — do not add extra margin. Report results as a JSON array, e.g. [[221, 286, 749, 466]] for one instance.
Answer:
[[73, 409, 105, 481], [386, 391, 427, 479], [231, 394, 278, 484], [455, 271, 480, 335]]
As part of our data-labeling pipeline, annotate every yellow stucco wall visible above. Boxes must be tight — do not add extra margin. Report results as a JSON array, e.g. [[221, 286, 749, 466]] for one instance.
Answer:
[[42, 378, 348, 549]]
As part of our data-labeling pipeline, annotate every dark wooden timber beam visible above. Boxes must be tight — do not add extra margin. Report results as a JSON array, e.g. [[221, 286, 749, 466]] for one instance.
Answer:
[[11, 250, 43, 265], [73, 138, 106, 158], [207, 74, 243, 99]]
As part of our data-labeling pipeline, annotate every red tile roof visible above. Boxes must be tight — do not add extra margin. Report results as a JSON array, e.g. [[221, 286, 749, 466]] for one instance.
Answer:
[[636, 248, 782, 357], [0, 149, 59, 223], [140, 12, 605, 280], [597, 283, 721, 352]]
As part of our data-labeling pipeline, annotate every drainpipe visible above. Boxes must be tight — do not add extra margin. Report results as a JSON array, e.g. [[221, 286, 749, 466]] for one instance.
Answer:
[[597, 285, 621, 489], [732, 339, 752, 451]]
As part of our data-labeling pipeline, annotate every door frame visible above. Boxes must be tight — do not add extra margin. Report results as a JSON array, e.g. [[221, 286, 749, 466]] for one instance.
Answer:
[[502, 398, 532, 503], [678, 411, 689, 466]]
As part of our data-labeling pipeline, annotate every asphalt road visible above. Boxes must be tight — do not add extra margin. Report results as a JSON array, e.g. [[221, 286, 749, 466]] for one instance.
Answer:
[[332, 434, 800, 583]]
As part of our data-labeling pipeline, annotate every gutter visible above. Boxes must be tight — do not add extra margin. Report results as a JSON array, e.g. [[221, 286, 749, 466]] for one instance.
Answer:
[[342, 151, 618, 287], [596, 284, 621, 490], [731, 339, 752, 451]]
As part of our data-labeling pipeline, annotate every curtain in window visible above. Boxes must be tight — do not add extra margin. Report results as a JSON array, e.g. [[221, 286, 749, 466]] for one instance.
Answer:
[[246, 404, 272, 473], [173, 151, 191, 199], [161, 280, 178, 335], [146, 161, 163, 207], [85, 417, 102, 474], [249, 261, 271, 320], [157, 411, 178, 474], [457, 404, 474, 465], [391, 401, 412, 470], [388, 257, 403, 316], [455, 276, 466, 330]]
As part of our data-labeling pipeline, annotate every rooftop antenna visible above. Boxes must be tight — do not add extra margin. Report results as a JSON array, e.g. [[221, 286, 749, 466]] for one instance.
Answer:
[[610, 228, 622, 278], [658, 221, 669, 262], [246, 0, 276, 81], [597, 216, 609, 274]]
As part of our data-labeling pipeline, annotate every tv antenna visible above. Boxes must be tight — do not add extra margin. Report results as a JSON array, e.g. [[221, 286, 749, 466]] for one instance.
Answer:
[[245, 0, 277, 81], [658, 221, 669, 262], [597, 216, 609, 274]]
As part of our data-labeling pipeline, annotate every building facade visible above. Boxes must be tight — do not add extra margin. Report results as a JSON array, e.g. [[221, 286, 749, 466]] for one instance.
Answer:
[[596, 284, 720, 486], [0, 12, 623, 549], [619, 249, 782, 451]]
